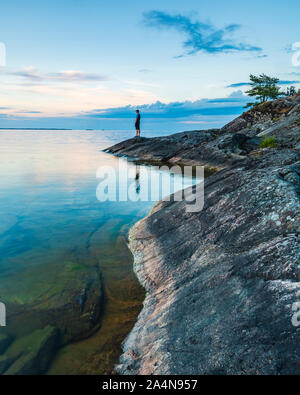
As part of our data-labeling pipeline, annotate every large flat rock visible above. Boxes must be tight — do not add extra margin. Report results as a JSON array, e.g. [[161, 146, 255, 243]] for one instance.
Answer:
[[105, 130, 232, 169], [116, 149, 300, 374]]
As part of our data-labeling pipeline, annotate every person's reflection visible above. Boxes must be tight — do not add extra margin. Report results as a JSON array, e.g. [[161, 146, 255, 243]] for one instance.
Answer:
[[135, 166, 141, 194]]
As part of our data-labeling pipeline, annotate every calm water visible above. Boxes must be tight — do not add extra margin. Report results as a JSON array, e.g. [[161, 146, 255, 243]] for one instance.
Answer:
[[0, 129, 195, 374]]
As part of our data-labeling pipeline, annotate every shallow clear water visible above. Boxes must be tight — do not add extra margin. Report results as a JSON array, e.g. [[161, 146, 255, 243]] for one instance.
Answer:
[[0, 129, 196, 374]]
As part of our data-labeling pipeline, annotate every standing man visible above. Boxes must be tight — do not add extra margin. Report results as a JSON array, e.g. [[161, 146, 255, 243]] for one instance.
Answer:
[[135, 109, 141, 137]]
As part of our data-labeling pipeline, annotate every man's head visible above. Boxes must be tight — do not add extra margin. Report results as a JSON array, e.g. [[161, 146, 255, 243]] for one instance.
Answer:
[[136, 109, 139, 113]]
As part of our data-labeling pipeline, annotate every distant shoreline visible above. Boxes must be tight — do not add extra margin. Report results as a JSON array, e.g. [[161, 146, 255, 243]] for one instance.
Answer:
[[0, 128, 73, 130]]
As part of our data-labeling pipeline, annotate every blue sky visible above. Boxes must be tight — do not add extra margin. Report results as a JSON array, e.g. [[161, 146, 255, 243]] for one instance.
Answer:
[[0, 0, 300, 130]]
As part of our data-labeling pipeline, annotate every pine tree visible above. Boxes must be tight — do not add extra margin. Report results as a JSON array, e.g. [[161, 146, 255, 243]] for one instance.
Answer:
[[245, 74, 283, 108]]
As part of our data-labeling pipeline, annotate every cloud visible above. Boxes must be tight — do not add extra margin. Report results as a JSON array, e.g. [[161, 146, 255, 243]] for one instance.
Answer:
[[0, 65, 161, 117], [0, 91, 249, 130], [227, 80, 300, 88], [226, 82, 249, 88], [123, 79, 159, 87], [180, 120, 218, 124], [143, 10, 262, 56], [277, 80, 300, 85], [0, 77, 159, 117], [17, 110, 42, 114], [138, 69, 152, 73], [7, 67, 108, 82], [85, 91, 248, 119]]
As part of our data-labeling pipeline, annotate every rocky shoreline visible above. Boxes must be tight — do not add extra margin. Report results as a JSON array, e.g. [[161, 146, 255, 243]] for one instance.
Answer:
[[107, 95, 300, 374]]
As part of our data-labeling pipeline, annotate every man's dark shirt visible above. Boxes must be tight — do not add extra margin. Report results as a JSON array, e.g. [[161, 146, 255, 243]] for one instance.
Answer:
[[135, 113, 141, 129]]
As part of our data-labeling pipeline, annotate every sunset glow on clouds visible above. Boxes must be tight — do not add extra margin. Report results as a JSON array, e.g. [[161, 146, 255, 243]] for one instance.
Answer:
[[0, 66, 160, 117]]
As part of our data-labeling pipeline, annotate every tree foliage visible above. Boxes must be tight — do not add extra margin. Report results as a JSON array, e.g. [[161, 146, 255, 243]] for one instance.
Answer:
[[286, 86, 297, 97], [245, 74, 283, 108]]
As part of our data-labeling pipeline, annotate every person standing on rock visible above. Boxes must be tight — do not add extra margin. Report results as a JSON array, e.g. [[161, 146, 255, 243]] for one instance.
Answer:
[[135, 109, 141, 137]]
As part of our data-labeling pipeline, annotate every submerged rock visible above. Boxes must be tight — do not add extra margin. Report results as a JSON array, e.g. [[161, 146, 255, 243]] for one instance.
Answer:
[[3, 326, 59, 375], [0, 333, 13, 354], [1, 259, 103, 369]]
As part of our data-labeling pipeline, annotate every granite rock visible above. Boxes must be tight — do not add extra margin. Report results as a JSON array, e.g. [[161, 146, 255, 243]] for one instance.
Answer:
[[111, 95, 300, 375]]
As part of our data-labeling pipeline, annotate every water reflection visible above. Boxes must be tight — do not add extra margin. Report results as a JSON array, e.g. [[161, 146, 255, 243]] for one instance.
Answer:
[[0, 129, 199, 374], [135, 167, 140, 194]]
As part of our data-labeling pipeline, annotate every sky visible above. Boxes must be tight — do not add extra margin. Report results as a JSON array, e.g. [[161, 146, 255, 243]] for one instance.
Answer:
[[0, 0, 300, 131]]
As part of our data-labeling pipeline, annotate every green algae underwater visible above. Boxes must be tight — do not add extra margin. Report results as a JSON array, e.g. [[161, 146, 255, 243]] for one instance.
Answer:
[[0, 129, 196, 374], [47, 225, 145, 375]]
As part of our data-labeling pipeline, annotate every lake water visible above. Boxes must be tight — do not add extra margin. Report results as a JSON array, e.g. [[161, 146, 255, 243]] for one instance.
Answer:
[[0, 129, 196, 374]]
